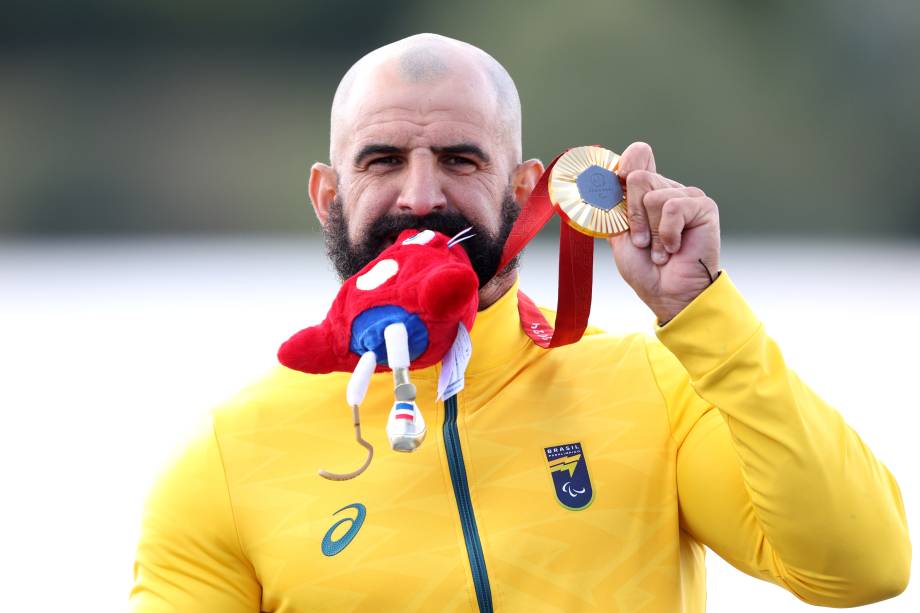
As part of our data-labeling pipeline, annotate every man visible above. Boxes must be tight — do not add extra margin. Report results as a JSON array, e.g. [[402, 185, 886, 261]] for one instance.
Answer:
[[129, 34, 910, 612]]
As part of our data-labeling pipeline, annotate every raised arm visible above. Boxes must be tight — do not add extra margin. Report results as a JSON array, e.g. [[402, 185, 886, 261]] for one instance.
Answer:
[[647, 272, 910, 606]]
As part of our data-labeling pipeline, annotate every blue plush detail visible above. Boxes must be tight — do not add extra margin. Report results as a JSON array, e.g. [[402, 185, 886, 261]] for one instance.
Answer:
[[350, 305, 429, 364]]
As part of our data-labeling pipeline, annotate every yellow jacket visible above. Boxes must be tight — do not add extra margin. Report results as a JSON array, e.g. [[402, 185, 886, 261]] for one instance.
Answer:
[[129, 272, 910, 612]]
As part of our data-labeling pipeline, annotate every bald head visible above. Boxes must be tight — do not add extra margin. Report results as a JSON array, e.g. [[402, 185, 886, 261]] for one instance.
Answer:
[[329, 34, 522, 165]]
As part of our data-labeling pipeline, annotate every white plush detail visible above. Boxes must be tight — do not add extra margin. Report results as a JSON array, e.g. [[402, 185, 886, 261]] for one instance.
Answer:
[[356, 258, 398, 290], [401, 229, 435, 245], [384, 323, 410, 369], [347, 351, 378, 407]]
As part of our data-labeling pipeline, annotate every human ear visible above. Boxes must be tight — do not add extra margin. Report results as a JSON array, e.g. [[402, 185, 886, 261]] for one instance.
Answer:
[[308, 163, 338, 226], [510, 158, 544, 206]]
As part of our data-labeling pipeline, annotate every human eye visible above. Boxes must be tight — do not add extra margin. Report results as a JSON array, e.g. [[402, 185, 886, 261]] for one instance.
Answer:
[[368, 155, 402, 167], [442, 155, 477, 169]]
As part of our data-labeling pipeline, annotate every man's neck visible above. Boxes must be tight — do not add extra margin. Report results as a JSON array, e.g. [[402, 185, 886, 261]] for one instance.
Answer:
[[477, 269, 518, 311]]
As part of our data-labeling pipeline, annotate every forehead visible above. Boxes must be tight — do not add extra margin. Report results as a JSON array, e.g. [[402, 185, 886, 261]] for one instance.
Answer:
[[340, 65, 502, 154]]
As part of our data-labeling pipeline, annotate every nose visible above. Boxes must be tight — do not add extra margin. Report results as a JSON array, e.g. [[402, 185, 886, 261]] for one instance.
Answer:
[[395, 154, 447, 216]]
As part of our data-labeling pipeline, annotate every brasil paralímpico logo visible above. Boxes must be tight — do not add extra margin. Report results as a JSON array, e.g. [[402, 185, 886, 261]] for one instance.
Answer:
[[544, 442, 594, 511]]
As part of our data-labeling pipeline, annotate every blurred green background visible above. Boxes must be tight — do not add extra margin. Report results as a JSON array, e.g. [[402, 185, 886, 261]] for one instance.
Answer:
[[2, 0, 918, 237]]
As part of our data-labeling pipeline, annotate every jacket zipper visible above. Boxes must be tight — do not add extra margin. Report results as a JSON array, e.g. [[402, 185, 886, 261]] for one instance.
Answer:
[[443, 394, 494, 613]]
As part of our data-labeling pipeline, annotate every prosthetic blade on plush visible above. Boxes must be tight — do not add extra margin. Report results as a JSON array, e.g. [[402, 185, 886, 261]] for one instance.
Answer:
[[317, 351, 377, 481], [278, 229, 479, 479]]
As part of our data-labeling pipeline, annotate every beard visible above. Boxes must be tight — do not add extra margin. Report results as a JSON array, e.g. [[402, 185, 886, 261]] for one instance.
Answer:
[[323, 190, 520, 288]]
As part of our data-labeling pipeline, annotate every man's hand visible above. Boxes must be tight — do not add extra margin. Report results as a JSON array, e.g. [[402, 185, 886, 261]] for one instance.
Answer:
[[608, 142, 721, 324]]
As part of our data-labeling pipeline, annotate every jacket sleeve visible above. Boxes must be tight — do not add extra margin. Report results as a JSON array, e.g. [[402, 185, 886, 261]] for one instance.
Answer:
[[129, 413, 261, 612], [645, 271, 910, 607]]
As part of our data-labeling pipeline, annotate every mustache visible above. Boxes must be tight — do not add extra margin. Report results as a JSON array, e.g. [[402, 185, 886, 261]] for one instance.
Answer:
[[363, 211, 491, 247], [324, 193, 519, 288]]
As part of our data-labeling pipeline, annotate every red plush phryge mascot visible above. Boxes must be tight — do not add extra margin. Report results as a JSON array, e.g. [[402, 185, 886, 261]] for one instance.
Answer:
[[278, 228, 479, 480]]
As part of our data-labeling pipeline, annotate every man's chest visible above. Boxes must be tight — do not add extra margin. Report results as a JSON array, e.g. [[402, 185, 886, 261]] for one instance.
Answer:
[[225, 355, 685, 612]]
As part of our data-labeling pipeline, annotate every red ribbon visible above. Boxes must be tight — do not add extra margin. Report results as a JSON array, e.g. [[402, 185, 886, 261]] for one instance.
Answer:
[[499, 151, 596, 349]]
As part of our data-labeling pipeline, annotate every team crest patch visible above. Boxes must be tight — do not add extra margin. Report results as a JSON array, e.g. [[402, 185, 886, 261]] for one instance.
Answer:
[[544, 442, 594, 510]]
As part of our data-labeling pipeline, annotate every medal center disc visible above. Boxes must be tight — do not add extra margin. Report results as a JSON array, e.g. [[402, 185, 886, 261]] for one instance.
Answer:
[[575, 165, 622, 211]]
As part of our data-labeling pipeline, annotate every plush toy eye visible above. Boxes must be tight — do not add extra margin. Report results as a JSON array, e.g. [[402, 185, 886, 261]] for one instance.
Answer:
[[356, 258, 398, 290], [401, 229, 435, 246]]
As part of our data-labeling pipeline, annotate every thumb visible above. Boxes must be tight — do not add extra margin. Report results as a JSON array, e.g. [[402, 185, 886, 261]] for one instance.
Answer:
[[607, 232, 650, 282]]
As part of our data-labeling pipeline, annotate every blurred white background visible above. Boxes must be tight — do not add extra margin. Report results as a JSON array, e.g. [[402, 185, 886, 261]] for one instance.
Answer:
[[0, 237, 916, 612]]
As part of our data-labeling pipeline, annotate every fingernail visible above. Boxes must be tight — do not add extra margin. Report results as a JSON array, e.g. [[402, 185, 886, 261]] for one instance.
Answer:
[[632, 231, 649, 247], [652, 250, 668, 265]]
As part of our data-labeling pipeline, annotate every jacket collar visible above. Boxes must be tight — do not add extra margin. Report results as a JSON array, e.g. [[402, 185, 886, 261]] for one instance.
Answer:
[[416, 278, 531, 380], [466, 278, 531, 375]]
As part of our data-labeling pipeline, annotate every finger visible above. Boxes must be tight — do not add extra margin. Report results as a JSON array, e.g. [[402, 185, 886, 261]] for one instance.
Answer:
[[657, 196, 718, 256], [624, 169, 655, 247], [616, 142, 656, 177], [643, 187, 704, 257], [644, 194, 668, 265], [626, 171, 682, 249]]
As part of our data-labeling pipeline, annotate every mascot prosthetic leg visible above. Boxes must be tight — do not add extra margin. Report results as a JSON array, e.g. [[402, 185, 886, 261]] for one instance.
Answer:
[[278, 228, 479, 480]]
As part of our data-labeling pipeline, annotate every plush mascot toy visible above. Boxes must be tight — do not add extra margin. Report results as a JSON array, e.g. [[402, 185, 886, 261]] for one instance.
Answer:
[[278, 227, 479, 480]]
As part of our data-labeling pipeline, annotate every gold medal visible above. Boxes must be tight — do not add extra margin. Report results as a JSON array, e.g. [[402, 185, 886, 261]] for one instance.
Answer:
[[548, 145, 629, 238]]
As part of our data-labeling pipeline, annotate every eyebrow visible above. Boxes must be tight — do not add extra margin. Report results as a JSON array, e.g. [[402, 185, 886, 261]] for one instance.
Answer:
[[431, 144, 490, 163], [353, 143, 491, 166], [353, 144, 402, 166]]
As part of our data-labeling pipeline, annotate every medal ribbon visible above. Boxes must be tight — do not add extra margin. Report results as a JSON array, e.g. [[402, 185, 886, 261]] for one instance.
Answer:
[[498, 152, 597, 348]]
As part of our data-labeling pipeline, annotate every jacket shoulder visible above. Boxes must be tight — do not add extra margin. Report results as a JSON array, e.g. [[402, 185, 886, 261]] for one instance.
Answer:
[[211, 365, 349, 433]]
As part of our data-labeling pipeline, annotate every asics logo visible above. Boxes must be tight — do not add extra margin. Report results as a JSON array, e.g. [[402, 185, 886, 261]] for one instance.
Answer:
[[321, 503, 366, 557]]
